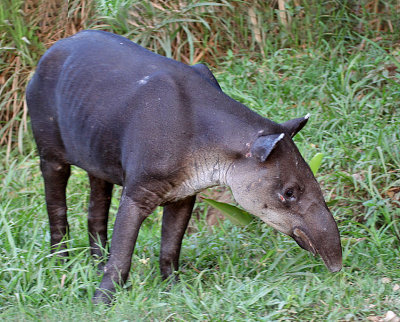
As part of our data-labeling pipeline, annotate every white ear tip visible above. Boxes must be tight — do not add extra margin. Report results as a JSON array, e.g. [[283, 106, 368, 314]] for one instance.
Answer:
[[278, 133, 285, 141], [305, 113, 311, 119]]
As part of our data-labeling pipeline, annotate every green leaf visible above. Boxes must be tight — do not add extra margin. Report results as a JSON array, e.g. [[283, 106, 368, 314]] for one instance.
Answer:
[[309, 152, 324, 175], [202, 198, 253, 226]]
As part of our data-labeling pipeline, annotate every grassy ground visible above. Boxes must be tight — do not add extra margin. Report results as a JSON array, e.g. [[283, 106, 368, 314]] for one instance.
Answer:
[[1, 39, 399, 320]]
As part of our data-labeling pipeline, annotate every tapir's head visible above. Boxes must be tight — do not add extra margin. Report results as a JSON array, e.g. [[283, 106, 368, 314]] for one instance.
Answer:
[[228, 115, 342, 272]]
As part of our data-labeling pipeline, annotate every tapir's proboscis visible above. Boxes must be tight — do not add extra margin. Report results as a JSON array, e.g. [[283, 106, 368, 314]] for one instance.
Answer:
[[26, 30, 342, 303]]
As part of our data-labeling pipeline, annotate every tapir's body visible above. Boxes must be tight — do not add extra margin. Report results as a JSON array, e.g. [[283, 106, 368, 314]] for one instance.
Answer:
[[26, 30, 342, 303]]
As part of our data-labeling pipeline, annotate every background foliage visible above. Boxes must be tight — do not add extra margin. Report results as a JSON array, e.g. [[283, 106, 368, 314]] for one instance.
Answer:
[[1, 0, 400, 320]]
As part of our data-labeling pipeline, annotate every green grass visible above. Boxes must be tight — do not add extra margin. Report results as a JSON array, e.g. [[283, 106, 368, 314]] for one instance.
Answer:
[[1, 38, 400, 320]]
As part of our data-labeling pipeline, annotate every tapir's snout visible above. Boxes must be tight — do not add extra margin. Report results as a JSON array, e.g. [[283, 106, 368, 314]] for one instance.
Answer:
[[291, 210, 342, 272]]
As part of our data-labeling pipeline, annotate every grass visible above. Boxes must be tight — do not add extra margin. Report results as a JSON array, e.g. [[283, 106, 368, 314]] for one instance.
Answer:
[[1, 38, 400, 320]]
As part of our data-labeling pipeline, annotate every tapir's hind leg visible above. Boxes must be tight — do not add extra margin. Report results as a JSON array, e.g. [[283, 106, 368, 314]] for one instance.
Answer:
[[160, 195, 196, 280], [88, 174, 113, 265], [40, 158, 71, 256]]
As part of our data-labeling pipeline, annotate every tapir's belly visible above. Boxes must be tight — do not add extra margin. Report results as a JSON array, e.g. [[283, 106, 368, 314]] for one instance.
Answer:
[[61, 132, 125, 185], [64, 146, 124, 186]]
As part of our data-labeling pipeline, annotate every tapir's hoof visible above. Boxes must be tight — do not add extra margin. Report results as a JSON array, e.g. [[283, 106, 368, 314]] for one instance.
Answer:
[[92, 289, 114, 305]]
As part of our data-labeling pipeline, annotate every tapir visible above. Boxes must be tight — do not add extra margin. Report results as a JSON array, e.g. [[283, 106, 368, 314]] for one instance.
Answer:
[[26, 30, 342, 303]]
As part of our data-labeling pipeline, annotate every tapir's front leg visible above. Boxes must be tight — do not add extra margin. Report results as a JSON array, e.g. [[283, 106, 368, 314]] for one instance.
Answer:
[[160, 196, 196, 280], [92, 190, 151, 304]]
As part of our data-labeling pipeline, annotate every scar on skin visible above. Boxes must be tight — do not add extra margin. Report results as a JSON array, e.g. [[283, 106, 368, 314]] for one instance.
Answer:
[[278, 193, 285, 202], [138, 75, 150, 85]]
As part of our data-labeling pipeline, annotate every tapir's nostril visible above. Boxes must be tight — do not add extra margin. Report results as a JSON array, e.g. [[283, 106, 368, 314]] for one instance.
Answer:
[[292, 227, 317, 255]]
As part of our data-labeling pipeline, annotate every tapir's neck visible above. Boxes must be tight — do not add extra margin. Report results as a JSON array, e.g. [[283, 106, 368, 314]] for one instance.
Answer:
[[193, 92, 279, 153], [167, 92, 279, 202], [168, 151, 233, 201], [198, 92, 278, 160]]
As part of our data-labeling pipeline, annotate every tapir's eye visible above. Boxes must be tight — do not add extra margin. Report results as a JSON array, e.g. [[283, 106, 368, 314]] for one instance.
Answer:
[[284, 188, 295, 199]]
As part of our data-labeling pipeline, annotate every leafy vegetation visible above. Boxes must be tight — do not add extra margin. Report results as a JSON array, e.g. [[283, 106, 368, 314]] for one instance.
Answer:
[[1, 0, 399, 320], [202, 198, 253, 226]]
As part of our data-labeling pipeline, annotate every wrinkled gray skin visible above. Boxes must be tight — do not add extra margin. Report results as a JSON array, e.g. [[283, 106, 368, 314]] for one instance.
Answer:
[[26, 30, 342, 304]]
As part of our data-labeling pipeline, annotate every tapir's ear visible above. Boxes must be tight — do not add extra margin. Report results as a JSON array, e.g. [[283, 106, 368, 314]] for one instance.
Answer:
[[251, 133, 285, 162], [280, 114, 310, 137]]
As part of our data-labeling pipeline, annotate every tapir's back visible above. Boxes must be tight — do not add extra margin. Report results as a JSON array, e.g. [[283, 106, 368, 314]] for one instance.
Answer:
[[26, 30, 200, 183], [28, 30, 192, 120]]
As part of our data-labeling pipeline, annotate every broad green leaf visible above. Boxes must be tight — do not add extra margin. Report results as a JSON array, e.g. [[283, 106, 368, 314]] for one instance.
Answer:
[[309, 152, 324, 175], [202, 198, 253, 226]]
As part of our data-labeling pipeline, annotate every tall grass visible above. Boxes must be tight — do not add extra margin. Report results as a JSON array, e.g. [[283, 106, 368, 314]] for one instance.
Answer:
[[1, 0, 399, 151], [0, 0, 94, 156], [93, 0, 400, 62], [0, 0, 40, 156]]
